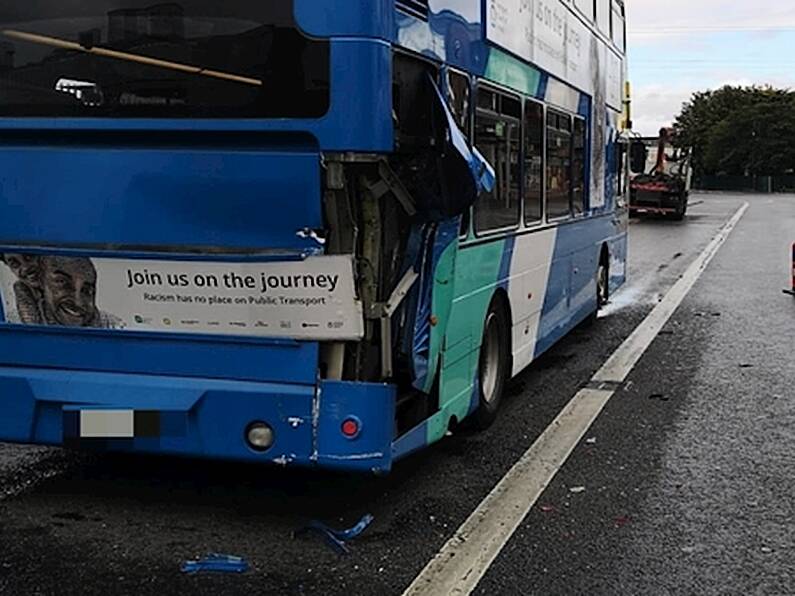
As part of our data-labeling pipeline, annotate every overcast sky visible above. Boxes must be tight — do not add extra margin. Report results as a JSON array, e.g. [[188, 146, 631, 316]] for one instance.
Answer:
[[628, 1, 795, 135]]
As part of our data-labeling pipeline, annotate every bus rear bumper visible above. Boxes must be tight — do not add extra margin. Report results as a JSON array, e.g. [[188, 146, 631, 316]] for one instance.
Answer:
[[0, 367, 396, 474]]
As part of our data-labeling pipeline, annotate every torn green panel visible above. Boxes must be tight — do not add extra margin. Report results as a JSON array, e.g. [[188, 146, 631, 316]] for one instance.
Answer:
[[422, 238, 460, 394], [435, 238, 507, 423]]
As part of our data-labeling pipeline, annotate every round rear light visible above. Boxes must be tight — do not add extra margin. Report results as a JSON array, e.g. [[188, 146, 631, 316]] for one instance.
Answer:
[[341, 418, 361, 439], [246, 422, 275, 451]]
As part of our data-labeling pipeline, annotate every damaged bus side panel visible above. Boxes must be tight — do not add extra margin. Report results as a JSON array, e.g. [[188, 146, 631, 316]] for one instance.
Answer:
[[320, 52, 494, 438], [321, 32, 629, 461]]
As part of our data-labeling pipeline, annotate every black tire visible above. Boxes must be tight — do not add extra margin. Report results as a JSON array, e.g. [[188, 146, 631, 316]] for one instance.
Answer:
[[584, 253, 610, 327], [472, 298, 510, 430], [597, 256, 610, 308], [672, 196, 688, 221]]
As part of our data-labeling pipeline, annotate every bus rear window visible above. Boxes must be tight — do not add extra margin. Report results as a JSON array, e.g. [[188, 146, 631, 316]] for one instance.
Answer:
[[0, 1, 330, 118]]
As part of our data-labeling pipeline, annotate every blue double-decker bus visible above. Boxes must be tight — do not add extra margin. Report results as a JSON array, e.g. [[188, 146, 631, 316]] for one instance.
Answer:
[[0, 0, 628, 473]]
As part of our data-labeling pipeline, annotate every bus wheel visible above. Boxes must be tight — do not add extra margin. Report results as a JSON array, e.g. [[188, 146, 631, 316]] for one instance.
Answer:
[[585, 253, 610, 327], [597, 257, 610, 308], [473, 298, 510, 430]]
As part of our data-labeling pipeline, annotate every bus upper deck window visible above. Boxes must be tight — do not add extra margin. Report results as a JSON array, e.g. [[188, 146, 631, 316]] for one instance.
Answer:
[[575, 0, 595, 21], [0, 1, 330, 118], [597, 0, 611, 33], [611, 0, 626, 51]]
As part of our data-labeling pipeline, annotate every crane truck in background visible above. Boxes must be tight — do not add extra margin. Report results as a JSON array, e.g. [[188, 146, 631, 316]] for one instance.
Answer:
[[629, 127, 693, 221]]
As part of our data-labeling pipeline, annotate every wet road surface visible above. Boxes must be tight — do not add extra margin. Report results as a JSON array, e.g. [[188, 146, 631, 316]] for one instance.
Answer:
[[0, 194, 792, 595]]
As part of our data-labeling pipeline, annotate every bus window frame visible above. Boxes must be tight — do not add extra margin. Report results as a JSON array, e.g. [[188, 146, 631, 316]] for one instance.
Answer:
[[445, 67, 473, 139], [595, 0, 611, 34], [610, 0, 627, 52], [545, 108, 575, 224], [574, 0, 595, 22], [524, 97, 546, 228], [444, 66, 475, 241], [458, 83, 618, 251], [472, 81, 523, 239], [571, 114, 588, 218]]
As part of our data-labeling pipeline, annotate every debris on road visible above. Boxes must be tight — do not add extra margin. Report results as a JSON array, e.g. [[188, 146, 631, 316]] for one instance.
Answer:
[[540, 505, 558, 514], [585, 437, 597, 445], [614, 515, 631, 528], [180, 553, 250, 575], [295, 514, 375, 555], [569, 486, 586, 494], [649, 393, 670, 402]]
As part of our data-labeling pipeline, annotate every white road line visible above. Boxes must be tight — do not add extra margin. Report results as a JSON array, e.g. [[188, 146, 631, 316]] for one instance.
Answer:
[[402, 202, 750, 596]]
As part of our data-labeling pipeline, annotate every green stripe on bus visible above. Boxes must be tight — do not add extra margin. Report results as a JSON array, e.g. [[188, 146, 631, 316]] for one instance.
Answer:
[[427, 238, 509, 445]]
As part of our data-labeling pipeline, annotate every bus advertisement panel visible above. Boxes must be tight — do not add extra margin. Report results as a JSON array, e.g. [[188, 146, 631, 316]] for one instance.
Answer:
[[0, 253, 364, 340]]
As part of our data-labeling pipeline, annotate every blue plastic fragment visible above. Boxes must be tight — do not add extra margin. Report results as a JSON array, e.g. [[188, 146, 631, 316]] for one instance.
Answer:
[[302, 522, 350, 554], [180, 553, 250, 575], [332, 513, 375, 541], [295, 514, 375, 555]]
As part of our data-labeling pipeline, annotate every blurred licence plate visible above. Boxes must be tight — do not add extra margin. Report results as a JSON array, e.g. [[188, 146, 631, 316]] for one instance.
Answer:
[[79, 410, 135, 439]]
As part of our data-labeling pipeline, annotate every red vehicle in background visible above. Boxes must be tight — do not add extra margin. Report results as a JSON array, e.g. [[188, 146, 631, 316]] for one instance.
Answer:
[[630, 128, 693, 221]]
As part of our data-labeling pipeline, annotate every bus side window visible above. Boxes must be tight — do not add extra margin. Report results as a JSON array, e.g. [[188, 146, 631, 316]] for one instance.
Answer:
[[546, 110, 573, 220], [524, 100, 544, 224], [446, 70, 471, 137], [474, 88, 521, 234], [572, 117, 587, 215]]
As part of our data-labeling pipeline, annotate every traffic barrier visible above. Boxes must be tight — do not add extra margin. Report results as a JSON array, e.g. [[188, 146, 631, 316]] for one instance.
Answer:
[[785, 243, 795, 296]]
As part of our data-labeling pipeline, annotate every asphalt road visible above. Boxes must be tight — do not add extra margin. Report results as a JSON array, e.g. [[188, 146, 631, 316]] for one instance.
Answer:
[[0, 194, 792, 596]]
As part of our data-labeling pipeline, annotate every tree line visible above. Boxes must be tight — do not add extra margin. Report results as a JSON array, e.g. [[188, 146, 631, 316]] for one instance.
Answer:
[[673, 86, 795, 178]]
